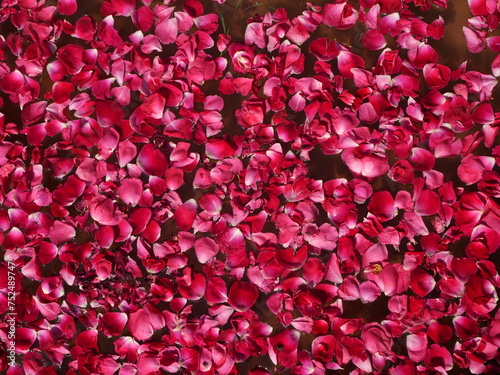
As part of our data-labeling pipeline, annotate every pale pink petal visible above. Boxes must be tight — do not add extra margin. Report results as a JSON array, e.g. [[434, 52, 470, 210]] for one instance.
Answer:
[[463, 27, 486, 53], [360, 281, 381, 303], [323, 3, 358, 29], [156, 18, 178, 45], [194, 237, 219, 264], [245, 22, 265, 49]]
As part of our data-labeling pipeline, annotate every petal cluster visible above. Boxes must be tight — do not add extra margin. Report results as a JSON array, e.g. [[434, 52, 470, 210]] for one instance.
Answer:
[[0, 0, 499, 374]]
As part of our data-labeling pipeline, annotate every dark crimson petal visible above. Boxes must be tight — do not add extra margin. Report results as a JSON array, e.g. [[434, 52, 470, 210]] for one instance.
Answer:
[[361, 30, 387, 50], [453, 316, 479, 340], [57, 0, 77, 15], [415, 190, 441, 216], [309, 38, 339, 61], [427, 321, 453, 344], [275, 246, 308, 270], [132, 6, 155, 32], [101, 0, 136, 17], [137, 144, 168, 177], [409, 147, 436, 171], [101, 312, 128, 337], [368, 191, 397, 221], [410, 267, 436, 297], [173, 199, 197, 231], [0, 70, 24, 94], [228, 281, 259, 312]]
